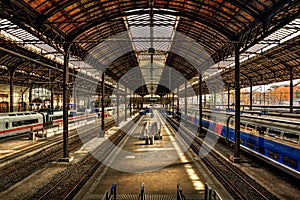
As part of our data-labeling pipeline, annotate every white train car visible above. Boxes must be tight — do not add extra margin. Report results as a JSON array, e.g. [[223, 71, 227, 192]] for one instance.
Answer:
[[48, 110, 97, 127], [0, 112, 44, 138]]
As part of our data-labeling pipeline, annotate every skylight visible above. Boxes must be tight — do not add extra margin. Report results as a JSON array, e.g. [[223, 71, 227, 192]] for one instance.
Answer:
[[125, 11, 177, 94], [201, 18, 300, 83], [0, 18, 97, 79]]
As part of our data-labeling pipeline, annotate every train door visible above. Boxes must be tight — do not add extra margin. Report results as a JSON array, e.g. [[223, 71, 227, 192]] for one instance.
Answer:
[[4, 119, 9, 134]]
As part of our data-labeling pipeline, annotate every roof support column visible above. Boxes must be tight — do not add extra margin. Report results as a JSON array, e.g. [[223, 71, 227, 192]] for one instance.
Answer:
[[233, 42, 241, 162], [204, 94, 206, 109], [177, 88, 179, 113], [166, 93, 168, 109], [21, 86, 30, 111], [51, 86, 54, 111], [213, 91, 216, 109], [172, 92, 175, 117], [73, 90, 77, 110], [9, 68, 15, 112], [49, 70, 54, 111], [60, 44, 71, 162], [184, 80, 187, 122], [290, 67, 294, 113], [29, 85, 32, 111], [116, 82, 120, 126], [125, 86, 127, 121], [227, 87, 230, 109], [198, 74, 203, 136], [100, 73, 105, 137], [129, 90, 132, 117], [250, 80, 253, 110]]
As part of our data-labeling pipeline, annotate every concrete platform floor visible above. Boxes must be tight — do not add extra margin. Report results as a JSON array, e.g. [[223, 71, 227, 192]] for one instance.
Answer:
[[74, 114, 232, 200]]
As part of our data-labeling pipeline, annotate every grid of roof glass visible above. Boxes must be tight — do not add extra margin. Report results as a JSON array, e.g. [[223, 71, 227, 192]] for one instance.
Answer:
[[125, 11, 177, 94]]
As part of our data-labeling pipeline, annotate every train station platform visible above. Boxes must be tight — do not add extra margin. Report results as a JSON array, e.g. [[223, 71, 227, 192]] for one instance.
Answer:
[[73, 113, 232, 200]]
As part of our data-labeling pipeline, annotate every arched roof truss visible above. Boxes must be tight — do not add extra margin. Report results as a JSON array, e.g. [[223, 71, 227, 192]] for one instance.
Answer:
[[0, 0, 300, 96]]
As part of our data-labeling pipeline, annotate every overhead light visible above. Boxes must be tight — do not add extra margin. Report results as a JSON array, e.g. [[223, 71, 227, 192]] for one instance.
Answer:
[[148, 48, 155, 54]]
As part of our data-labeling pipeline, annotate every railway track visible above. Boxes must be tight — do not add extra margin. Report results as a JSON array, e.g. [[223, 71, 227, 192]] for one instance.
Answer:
[[0, 118, 116, 164], [166, 116, 279, 200], [27, 115, 141, 200], [0, 120, 116, 192]]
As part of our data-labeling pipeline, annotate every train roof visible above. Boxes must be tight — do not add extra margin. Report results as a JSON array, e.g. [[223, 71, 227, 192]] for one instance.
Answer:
[[0, 111, 38, 117]]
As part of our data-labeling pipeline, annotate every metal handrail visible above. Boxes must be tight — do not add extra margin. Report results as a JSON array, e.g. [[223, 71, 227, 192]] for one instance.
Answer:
[[139, 183, 145, 200], [205, 182, 222, 200], [101, 183, 117, 200], [177, 183, 186, 200]]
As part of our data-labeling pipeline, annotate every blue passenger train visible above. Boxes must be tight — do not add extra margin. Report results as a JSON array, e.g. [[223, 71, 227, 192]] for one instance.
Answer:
[[176, 108, 300, 178]]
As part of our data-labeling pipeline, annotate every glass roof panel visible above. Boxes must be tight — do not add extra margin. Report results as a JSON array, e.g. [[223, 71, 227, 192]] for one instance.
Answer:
[[202, 17, 300, 83], [125, 11, 177, 94], [0, 18, 98, 78]]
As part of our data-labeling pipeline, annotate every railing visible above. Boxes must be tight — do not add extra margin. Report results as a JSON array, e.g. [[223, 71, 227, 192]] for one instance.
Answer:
[[139, 182, 145, 200], [177, 183, 186, 200], [102, 182, 191, 200], [204, 183, 222, 200], [102, 183, 117, 200]]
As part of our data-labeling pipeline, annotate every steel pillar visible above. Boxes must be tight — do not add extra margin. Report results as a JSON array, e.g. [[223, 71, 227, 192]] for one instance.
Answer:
[[21, 86, 30, 111], [213, 92, 217, 109], [62, 44, 70, 161], [290, 67, 294, 113], [184, 80, 187, 121], [9, 68, 15, 112], [29, 85, 32, 111], [172, 92, 175, 116], [250, 80, 253, 110], [129, 91, 132, 117], [125, 86, 127, 121], [227, 87, 230, 109], [116, 82, 120, 126], [177, 88, 180, 112], [49, 70, 54, 111], [51, 87, 54, 111], [198, 74, 203, 135], [101, 73, 105, 137], [234, 42, 241, 159]]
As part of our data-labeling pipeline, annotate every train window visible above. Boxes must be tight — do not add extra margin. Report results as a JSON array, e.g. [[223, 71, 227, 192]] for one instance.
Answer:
[[268, 150, 279, 160], [240, 122, 246, 128], [283, 132, 299, 144], [12, 119, 38, 127], [268, 129, 281, 138], [17, 113, 24, 116], [5, 122, 9, 129], [52, 116, 63, 120], [246, 141, 254, 150], [247, 124, 255, 130], [282, 156, 298, 169], [25, 113, 30, 115], [256, 126, 265, 134], [256, 146, 265, 154], [8, 114, 16, 116]]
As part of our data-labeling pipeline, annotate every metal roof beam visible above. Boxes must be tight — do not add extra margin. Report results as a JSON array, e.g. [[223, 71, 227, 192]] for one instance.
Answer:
[[239, 0, 300, 53], [69, 9, 234, 42]]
